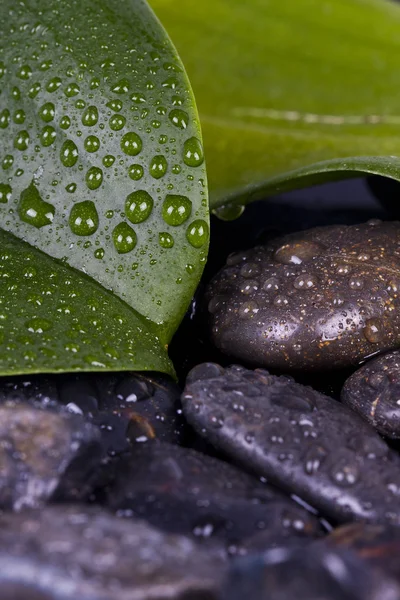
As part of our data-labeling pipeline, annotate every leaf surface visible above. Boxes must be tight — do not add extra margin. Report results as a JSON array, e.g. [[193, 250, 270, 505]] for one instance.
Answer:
[[150, 0, 400, 211], [0, 0, 209, 375]]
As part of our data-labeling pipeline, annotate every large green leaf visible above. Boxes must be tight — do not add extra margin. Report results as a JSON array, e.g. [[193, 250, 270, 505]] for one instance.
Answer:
[[150, 0, 400, 212], [0, 0, 209, 375]]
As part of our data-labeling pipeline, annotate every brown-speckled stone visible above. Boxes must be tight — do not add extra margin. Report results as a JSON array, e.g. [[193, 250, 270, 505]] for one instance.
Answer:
[[206, 220, 400, 369]]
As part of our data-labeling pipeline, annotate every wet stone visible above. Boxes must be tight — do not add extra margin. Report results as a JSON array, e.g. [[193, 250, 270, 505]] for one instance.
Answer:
[[326, 522, 400, 586], [0, 400, 102, 510], [104, 441, 323, 550], [206, 221, 400, 370], [342, 350, 400, 438], [0, 371, 186, 456], [220, 543, 400, 600], [182, 363, 400, 525], [0, 504, 226, 600]]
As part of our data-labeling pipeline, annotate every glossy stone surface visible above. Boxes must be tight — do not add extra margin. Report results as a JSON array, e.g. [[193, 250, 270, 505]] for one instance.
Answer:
[[0, 505, 226, 600], [182, 363, 400, 524], [220, 543, 400, 600], [0, 400, 102, 510], [105, 441, 322, 549], [206, 220, 400, 369], [342, 351, 400, 438], [0, 371, 186, 456]]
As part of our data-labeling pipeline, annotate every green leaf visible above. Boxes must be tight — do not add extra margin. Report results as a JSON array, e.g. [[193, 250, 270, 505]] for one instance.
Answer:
[[150, 0, 400, 211], [0, 0, 209, 376]]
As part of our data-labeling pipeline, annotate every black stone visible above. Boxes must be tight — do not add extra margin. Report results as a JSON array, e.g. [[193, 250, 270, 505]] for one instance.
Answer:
[[206, 220, 400, 370], [182, 363, 400, 525], [0, 504, 226, 600], [104, 441, 323, 550], [342, 350, 400, 438]]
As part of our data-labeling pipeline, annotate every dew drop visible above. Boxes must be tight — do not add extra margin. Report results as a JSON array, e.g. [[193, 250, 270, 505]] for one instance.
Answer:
[[274, 240, 324, 265], [162, 194, 192, 226], [149, 155, 168, 179], [121, 132, 142, 156], [112, 222, 137, 254], [349, 276, 364, 290], [64, 82, 80, 97], [213, 203, 245, 221], [14, 130, 30, 151], [263, 277, 280, 291], [60, 140, 79, 167], [40, 125, 56, 147], [12, 87, 21, 100], [28, 82, 41, 98], [2, 155, 14, 170], [69, 200, 99, 236], [109, 114, 126, 131], [240, 262, 260, 279], [18, 182, 55, 228], [60, 116, 71, 130], [82, 105, 99, 127], [84, 135, 100, 153], [16, 64, 32, 80], [66, 183, 77, 193], [39, 102, 55, 122], [13, 109, 26, 124], [106, 99, 123, 111], [183, 136, 204, 167], [46, 77, 62, 93], [159, 232, 174, 248], [26, 317, 52, 333], [112, 78, 130, 94], [0, 109, 10, 129], [294, 274, 318, 290], [169, 109, 189, 129], [125, 190, 153, 224], [128, 164, 144, 180], [85, 166, 103, 190], [186, 219, 209, 248], [103, 155, 115, 168], [363, 318, 384, 344], [0, 184, 11, 204], [239, 301, 259, 317], [94, 248, 105, 259]]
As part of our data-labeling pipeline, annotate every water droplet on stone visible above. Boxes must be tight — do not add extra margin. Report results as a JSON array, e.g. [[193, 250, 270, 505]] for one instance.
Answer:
[[240, 262, 261, 279], [330, 457, 359, 487], [183, 137, 204, 167], [162, 194, 192, 226], [125, 190, 153, 223], [69, 200, 99, 236], [349, 276, 364, 290], [239, 300, 259, 317], [363, 318, 384, 343], [18, 182, 55, 228], [274, 240, 324, 265], [263, 277, 280, 291], [112, 222, 137, 254], [294, 274, 318, 290]]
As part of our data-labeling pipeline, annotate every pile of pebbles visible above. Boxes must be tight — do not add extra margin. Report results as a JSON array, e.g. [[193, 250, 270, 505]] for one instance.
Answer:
[[5, 199, 400, 599]]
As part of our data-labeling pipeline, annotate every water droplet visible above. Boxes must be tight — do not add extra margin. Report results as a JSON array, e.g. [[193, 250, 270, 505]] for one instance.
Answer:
[[304, 445, 327, 475], [66, 183, 77, 193], [2, 155, 14, 170], [336, 264, 351, 276], [69, 200, 99, 236], [60, 140, 79, 167], [0, 109, 10, 129], [240, 280, 259, 295], [85, 166, 103, 190], [64, 82, 80, 97], [60, 116, 71, 130], [162, 194, 192, 226], [263, 277, 280, 291], [82, 105, 99, 127], [274, 295, 289, 306], [94, 248, 105, 259], [111, 78, 130, 94], [183, 137, 204, 167], [169, 109, 189, 129], [109, 114, 126, 131], [14, 130, 30, 151], [106, 99, 123, 111], [40, 125, 56, 147], [186, 219, 209, 248], [26, 317, 52, 333], [12, 87, 21, 100], [112, 222, 137, 254], [331, 457, 359, 487], [274, 240, 324, 265], [28, 82, 41, 98], [121, 132, 142, 156], [46, 77, 62, 93], [84, 135, 100, 153], [11, 110, 24, 127], [128, 164, 144, 180], [363, 318, 384, 343], [103, 155, 115, 168], [130, 92, 146, 104], [213, 203, 245, 221], [240, 262, 260, 279], [39, 102, 55, 122], [125, 190, 153, 223], [159, 232, 174, 248], [18, 182, 55, 228], [239, 301, 259, 317], [0, 184, 11, 204], [149, 155, 168, 179], [293, 274, 318, 290], [16, 64, 32, 80], [349, 276, 364, 290]]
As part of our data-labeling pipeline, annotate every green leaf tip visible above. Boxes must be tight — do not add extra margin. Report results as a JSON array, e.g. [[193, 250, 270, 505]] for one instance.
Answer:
[[0, 0, 208, 376]]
